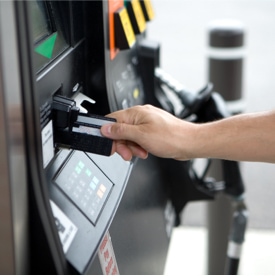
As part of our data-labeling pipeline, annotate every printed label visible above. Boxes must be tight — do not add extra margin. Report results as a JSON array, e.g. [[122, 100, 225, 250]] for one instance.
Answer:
[[41, 120, 54, 168], [98, 231, 119, 275], [50, 200, 78, 254]]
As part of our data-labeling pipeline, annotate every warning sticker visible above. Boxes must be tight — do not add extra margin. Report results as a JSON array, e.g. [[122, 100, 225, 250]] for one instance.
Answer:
[[98, 231, 119, 275], [50, 200, 78, 254]]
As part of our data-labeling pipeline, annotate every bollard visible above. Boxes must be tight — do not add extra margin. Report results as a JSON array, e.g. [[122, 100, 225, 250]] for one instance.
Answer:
[[208, 19, 245, 114], [206, 19, 245, 275]]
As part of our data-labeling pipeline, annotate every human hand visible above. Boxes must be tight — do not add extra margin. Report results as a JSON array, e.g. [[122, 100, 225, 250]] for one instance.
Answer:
[[100, 105, 196, 161], [102, 106, 275, 163]]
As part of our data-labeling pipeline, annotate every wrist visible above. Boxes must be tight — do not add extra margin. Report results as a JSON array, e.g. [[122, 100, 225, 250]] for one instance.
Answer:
[[175, 121, 203, 160]]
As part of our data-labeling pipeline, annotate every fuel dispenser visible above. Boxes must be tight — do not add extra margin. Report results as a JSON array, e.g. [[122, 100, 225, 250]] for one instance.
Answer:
[[34, 1, 173, 274], [0, 0, 175, 274], [0, 0, 247, 275]]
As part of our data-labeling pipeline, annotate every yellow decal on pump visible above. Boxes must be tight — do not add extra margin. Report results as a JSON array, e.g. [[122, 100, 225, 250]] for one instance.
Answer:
[[119, 8, 136, 48], [143, 0, 155, 21], [132, 0, 146, 33]]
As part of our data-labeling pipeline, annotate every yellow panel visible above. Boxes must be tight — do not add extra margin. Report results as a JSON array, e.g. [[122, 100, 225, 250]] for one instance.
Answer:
[[132, 0, 146, 33], [119, 8, 136, 47], [144, 0, 154, 20]]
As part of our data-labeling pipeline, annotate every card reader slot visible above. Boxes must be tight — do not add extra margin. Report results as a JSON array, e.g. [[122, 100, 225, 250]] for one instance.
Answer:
[[52, 94, 116, 156]]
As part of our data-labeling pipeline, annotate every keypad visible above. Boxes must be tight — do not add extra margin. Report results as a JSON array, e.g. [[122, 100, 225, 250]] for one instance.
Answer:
[[54, 151, 113, 224]]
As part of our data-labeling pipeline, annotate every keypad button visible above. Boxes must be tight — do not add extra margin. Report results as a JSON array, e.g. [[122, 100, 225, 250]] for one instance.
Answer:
[[54, 151, 113, 225]]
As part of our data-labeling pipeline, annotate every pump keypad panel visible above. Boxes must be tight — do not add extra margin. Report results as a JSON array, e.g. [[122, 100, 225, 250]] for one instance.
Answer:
[[54, 151, 113, 224]]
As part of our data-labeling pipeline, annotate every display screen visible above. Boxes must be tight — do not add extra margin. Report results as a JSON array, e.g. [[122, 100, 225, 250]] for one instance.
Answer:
[[31, 0, 53, 43], [31, 0, 69, 72]]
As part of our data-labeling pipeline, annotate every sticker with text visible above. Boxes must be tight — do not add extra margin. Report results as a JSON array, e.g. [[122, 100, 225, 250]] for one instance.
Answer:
[[41, 120, 54, 168], [50, 200, 78, 253], [98, 231, 119, 275]]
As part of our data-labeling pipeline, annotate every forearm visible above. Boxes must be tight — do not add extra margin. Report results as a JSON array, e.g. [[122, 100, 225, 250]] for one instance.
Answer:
[[101, 105, 275, 163], [184, 110, 275, 163]]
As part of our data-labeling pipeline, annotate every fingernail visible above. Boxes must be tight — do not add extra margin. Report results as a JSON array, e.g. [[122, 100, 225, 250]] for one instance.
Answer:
[[102, 124, 112, 136], [106, 124, 112, 134]]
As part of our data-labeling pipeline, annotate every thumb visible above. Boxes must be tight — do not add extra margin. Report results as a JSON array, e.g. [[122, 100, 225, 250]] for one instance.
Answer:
[[101, 122, 135, 141]]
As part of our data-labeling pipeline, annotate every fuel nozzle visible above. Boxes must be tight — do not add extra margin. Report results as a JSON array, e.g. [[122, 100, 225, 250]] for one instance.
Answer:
[[155, 67, 213, 118]]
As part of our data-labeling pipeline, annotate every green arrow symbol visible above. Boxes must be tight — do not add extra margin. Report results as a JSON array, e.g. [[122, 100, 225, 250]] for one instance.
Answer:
[[35, 33, 57, 59]]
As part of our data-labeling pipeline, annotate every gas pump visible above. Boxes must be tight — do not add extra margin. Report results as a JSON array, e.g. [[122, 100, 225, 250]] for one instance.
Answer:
[[0, 0, 247, 275], [34, 1, 173, 274], [0, 0, 174, 274]]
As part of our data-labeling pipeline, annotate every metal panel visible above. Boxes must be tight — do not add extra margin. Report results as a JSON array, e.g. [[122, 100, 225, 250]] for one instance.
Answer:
[[0, 1, 29, 274]]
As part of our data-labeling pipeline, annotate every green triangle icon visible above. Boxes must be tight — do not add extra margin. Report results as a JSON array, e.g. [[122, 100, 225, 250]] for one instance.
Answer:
[[35, 33, 57, 59]]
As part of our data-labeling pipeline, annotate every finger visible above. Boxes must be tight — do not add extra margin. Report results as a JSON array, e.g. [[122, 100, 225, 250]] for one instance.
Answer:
[[115, 142, 133, 161], [103, 108, 133, 123], [101, 122, 139, 142], [112, 141, 148, 161], [108, 139, 132, 161], [127, 142, 148, 159]]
